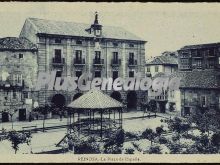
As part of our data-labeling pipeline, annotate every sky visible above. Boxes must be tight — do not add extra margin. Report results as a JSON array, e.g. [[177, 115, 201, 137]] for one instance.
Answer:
[[0, 2, 220, 59]]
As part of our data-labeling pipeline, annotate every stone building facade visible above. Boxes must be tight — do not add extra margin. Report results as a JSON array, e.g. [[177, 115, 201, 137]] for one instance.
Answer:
[[176, 43, 220, 116], [145, 52, 180, 113], [19, 14, 146, 111], [0, 37, 38, 122]]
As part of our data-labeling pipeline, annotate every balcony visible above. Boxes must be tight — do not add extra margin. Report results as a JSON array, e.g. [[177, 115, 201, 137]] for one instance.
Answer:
[[73, 58, 85, 66], [52, 58, 65, 66], [149, 94, 168, 101], [93, 59, 104, 66], [128, 59, 137, 67], [0, 80, 24, 90], [111, 59, 121, 67]]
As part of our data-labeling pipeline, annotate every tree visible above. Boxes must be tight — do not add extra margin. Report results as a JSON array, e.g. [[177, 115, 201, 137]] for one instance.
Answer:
[[148, 100, 157, 117], [147, 145, 162, 154], [142, 128, 157, 146], [33, 105, 52, 132], [104, 128, 125, 154], [156, 126, 164, 137], [6, 131, 32, 154], [167, 117, 191, 144], [211, 132, 220, 150], [188, 106, 219, 136]]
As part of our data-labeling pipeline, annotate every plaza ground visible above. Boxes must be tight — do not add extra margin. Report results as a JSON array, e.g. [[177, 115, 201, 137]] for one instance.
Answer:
[[0, 111, 180, 154]]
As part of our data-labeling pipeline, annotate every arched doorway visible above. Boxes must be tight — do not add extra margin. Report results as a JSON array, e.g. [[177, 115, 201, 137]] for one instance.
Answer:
[[73, 93, 83, 101], [51, 94, 66, 108], [127, 91, 137, 110], [110, 91, 122, 102]]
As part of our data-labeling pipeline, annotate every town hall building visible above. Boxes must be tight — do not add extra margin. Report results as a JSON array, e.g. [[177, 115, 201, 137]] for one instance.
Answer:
[[19, 13, 147, 111]]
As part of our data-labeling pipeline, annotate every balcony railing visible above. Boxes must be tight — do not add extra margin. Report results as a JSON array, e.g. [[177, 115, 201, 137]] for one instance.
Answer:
[[52, 58, 65, 66], [0, 80, 24, 90], [111, 59, 121, 66], [93, 59, 104, 66], [73, 58, 85, 66], [149, 94, 168, 101], [128, 59, 137, 66]]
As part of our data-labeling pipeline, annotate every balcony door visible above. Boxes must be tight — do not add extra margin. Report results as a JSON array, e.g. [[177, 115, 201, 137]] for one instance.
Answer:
[[55, 49, 62, 63], [95, 51, 101, 60], [129, 53, 134, 64], [113, 52, 118, 62], [76, 50, 82, 62]]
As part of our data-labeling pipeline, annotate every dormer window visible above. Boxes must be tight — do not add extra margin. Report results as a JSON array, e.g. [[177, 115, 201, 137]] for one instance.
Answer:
[[95, 29, 101, 36], [55, 38, 62, 44], [76, 40, 82, 45]]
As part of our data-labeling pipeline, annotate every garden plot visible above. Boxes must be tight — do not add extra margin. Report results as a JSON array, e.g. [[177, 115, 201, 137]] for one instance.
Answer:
[[123, 117, 168, 133]]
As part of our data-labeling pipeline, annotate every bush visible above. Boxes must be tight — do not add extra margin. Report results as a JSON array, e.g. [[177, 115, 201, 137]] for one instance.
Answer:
[[171, 134, 180, 142], [142, 128, 153, 138], [167, 142, 182, 154], [74, 140, 100, 154], [104, 144, 122, 154], [125, 148, 135, 154], [159, 136, 168, 144], [211, 132, 220, 148], [156, 126, 164, 136], [125, 132, 138, 140], [147, 145, 161, 154], [115, 128, 125, 146]]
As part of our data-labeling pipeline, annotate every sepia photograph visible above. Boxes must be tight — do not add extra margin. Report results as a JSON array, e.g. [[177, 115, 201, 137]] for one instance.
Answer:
[[0, 2, 220, 163]]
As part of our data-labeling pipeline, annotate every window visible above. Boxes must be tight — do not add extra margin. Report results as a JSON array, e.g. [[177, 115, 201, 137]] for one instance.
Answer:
[[56, 71, 62, 77], [129, 44, 134, 47], [95, 71, 101, 78], [113, 71, 118, 81], [113, 42, 118, 47], [95, 30, 101, 36], [180, 59, 190, 69], [129, 71, 134, 78], [76, 40, 82, 45], [207, 59, 215, 69], [170, 91, 174, 98], [55, 49, 61, 58], [13, 91, 16, 99], [129, 52, 134, 60], [54, 49, 62, 63], [147, 67, 150, 72], [13, 74, 22, 85], [39, 37, 45, 43], [23, 92, 29, 99], [19, 54, 23, 59], [219, 96, 220, 109], [194, 59, 202, 68], [55, 38, 62, 44], [201, 96, 206, 107], [155, 66, 159, 72], [75, 71, 82, 79], [95, 51, 101, 59], [113, 52, 118, 61], [75, 50, 82, 60]]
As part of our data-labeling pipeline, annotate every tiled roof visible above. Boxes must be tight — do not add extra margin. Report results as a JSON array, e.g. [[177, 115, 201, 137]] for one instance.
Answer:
[[146, 55, 178, 65], [0, 37, 37, 51], [68, 89, 123, 110], [180, 42, 220, 50], [27, 18, 144, 41], [170, 70, 220, 89]]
